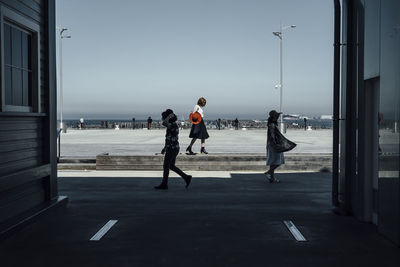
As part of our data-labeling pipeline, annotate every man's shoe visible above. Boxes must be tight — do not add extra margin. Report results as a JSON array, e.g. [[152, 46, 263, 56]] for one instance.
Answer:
[[184, 175, 192, 188], [154, 184, 168, 190]]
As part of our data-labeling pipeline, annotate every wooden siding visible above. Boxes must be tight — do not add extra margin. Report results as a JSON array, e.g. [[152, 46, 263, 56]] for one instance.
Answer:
[[0, 0, 51, 225], [0, 116, 44, 176]]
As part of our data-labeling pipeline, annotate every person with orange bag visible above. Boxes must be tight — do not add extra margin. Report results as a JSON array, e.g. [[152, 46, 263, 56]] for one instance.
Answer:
[[186, 97, 209, 155]]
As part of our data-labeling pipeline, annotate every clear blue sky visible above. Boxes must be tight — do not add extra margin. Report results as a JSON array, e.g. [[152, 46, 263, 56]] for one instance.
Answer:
[[57, 0, 334, 120]]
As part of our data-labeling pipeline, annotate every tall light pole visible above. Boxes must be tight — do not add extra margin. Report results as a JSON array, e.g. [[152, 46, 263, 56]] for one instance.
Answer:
[[273, 23, 296, 133], [58, 27, 71, 133]]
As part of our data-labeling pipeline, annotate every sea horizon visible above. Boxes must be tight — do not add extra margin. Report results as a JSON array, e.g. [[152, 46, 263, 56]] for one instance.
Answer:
[[60, 113, 333, 121]]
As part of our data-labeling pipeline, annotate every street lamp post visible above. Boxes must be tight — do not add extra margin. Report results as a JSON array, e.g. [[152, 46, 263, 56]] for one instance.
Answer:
[[58, 28, 71, 133], [273, 23, 296, 133]]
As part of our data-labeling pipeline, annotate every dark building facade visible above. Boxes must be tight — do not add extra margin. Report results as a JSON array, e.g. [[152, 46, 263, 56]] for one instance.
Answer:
[[0, 0, 64, 236], [334, 0, 400, 245]]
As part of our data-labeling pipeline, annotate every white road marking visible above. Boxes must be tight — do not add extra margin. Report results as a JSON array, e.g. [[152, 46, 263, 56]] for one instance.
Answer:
[[90, 220, 118, 241], [283, 220, 307, 242], [58, 170, 231, 178]]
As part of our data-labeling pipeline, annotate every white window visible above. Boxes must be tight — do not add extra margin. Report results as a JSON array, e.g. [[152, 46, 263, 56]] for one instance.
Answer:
[[1, 6, 40, 113]]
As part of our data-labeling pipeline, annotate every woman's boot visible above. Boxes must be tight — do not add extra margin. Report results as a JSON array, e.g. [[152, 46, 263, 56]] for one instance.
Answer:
[[200, 147, 208, 154], [186, 146, 195, 155]]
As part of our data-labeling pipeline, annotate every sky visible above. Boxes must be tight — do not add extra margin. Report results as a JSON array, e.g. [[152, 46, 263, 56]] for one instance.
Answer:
[[57, 0, 334, 120]]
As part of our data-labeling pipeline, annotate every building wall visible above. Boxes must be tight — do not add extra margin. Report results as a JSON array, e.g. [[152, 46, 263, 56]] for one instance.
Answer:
[[376, 0, 400, 246], [339, 0, 400, 245], [363, 0, 380, 79], [0, 0, 57, 230]]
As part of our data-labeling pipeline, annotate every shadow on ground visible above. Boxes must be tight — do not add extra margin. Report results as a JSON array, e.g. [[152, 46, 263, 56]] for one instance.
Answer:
[[0, 173, 399, 267]]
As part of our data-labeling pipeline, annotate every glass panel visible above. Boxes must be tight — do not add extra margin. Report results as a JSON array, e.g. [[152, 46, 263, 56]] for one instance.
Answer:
[[22, 71, 30, 106], [22, 32, 31, 69], [12, 68, 23, 106], [28, 35, 32, 69], [5, 67, 12, 105], [11, 27, 22, 68], [377, 0, 400, 245], [28, 72, 32, 106], [4, 24, 11, 65]]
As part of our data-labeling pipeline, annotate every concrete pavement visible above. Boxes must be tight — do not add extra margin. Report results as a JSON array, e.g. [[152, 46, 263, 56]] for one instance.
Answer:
[[1, 172, 399, 267]]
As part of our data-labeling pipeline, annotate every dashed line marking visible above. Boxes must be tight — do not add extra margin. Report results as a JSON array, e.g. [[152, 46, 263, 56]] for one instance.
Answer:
[[90, 220, 118, 241], [283, 220, 307, 242]]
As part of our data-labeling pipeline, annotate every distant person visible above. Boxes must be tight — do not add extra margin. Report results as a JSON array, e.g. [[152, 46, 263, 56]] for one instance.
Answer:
[[132, 117, 135, 130], [155, 109, 192, 190], [264, 110, 297, 183], [79, 117, 84, 129], [304, 118, 307, 131], [186, 97, 209, 155], [147, 116, 153, 130], [234, 118, 239, 130], [217, 118, 221, 130]]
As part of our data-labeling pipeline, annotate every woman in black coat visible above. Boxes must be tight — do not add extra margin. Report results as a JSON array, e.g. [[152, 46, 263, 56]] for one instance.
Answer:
[[265, 110, 296, 183]]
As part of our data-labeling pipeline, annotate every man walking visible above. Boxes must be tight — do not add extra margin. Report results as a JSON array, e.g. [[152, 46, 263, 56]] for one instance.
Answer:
[[147, 116, 153, 130]]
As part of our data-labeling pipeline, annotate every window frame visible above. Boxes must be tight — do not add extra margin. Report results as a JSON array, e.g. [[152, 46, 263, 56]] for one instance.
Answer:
[[0, 6, 41, 113]]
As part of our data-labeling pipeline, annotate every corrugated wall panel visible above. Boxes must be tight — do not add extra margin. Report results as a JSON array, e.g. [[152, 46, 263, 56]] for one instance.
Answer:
[[0, 0, 41, 23], [0, 157, 43, 176]]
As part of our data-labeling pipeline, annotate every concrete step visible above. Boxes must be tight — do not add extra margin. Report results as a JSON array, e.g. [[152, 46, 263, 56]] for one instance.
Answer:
[[57, 163, 96, 170], [59, 158, 96, 164], [96, 153, 332, 172]]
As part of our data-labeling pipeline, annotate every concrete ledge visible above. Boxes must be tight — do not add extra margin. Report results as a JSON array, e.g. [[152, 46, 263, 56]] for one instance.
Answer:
[[96, 153, 332, 172], [58, 163, 96, 170], [59, 158, 96, 164]]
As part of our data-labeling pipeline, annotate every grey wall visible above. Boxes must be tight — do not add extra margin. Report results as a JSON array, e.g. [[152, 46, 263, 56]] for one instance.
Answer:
[[363, 0, 380, 79], [339, 0, 400, 245], [377, 0, 400, 246]]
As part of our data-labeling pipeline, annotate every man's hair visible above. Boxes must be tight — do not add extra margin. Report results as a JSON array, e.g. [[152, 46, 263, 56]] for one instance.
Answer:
[[162, 109, 177, 122]]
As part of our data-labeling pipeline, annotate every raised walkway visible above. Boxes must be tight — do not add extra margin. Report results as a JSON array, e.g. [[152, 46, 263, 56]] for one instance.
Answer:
[[1, 172, 399, 266], [58, 153, 332, 172], [57, 129, 333, 172], [59, 129, 333, 157]]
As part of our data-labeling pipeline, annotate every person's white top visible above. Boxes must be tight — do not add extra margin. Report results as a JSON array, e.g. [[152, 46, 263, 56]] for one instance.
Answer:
[[193, 104, 204, 118]]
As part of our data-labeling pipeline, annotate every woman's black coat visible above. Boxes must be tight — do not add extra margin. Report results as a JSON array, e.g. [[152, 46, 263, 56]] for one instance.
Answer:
[[267, 122, 297, 153]]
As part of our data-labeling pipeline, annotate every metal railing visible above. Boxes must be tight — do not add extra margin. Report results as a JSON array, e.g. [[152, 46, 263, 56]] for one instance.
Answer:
[[57, 128, 62, 163]]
